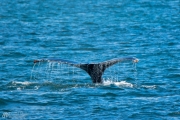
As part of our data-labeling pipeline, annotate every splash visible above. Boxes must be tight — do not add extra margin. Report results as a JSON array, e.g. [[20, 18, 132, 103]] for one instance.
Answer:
[[102, 61, 138, 83], [103, 80, 133, 88], [6, 81, 39, 91], [30, 62, 36, 80], [30, 61, 85, 84]]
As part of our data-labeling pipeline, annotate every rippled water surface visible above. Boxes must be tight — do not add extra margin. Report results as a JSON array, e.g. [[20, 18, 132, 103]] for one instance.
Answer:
[[0, 0, 180, 119]]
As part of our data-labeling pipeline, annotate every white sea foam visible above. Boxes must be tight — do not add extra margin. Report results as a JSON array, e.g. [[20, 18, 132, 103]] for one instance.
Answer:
[[12, 81, 32, 85], [142, 85, 156, 89], [103, 80, 133, 88], [17, 87, 22, 91]]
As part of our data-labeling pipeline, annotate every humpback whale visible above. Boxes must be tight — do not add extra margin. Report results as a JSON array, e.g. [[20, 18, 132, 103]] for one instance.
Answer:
[[34, 57, 139, 83]]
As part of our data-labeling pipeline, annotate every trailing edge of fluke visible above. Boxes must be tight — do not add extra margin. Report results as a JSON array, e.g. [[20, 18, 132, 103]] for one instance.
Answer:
[[34, 57, 139, 83]]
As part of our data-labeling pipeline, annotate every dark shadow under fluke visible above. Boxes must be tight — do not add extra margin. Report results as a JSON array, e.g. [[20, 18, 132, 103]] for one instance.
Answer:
[[34, 57, 139, 83]]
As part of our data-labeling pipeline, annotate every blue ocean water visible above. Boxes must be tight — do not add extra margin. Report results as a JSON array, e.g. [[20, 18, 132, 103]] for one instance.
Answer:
[[0, 0, 180, 119]]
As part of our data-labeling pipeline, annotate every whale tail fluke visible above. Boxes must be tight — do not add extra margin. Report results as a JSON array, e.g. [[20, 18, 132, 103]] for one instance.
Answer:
[[34, 57, 139, 83]]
